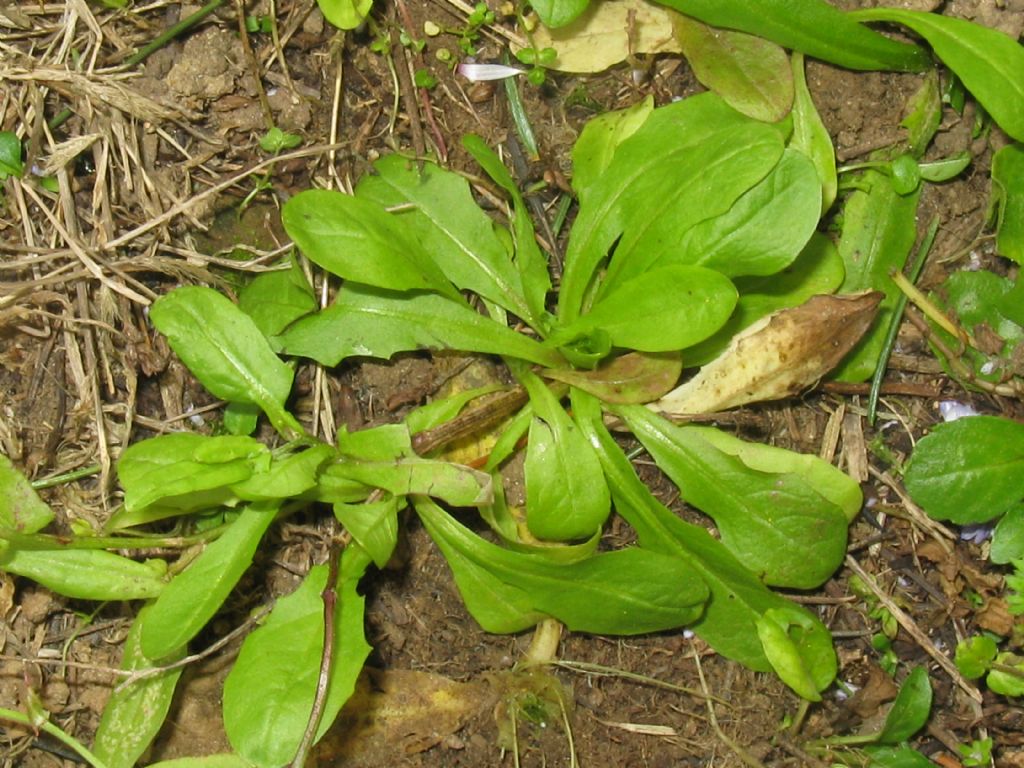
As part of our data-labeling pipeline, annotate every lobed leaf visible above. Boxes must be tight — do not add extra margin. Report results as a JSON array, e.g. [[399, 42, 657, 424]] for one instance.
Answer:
[[279, 284, 563, 368], [620, 405, 850, 589]]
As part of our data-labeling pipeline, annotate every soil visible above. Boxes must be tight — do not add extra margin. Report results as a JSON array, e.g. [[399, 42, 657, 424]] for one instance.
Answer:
[[2, 1, 1024, 767]]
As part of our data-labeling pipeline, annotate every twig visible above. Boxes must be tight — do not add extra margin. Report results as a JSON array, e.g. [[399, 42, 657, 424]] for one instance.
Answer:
[[844, 554, 982, 704], [290, 540, 344, 768]]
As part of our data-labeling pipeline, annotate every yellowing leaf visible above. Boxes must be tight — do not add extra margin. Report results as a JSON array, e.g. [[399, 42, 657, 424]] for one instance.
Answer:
[[527, 0, 683, 73], [654, 291, 883, 415]]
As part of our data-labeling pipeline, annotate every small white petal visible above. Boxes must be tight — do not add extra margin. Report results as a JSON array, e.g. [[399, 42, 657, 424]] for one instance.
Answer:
[[457, 62, 525, 81], [938, 400, 979, 422]]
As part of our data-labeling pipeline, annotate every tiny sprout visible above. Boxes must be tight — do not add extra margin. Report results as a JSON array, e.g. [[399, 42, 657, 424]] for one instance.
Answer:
[[424, 20, 441, 36], [436, 48, 453, 63], [526, 67, 546, 86], [414, 68, 439, 89]]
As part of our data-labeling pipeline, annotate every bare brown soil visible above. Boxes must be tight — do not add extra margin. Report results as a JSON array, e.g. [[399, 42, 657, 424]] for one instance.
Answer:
[[2, 1, 1023, 767]]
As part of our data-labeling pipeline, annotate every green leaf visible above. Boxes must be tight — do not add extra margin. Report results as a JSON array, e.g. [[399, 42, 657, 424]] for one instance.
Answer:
[[150, 287, 299, 435], [554, 265, 737, 353], [851, 9, 1024, 143], [542, 352, 682, 405], [416, 498, 709, 635], [356, 154, 536, 324], [230, 444, 335, 502], [791, 53, 837, 214], [832, 169, 921, 381], [918, 151, 971, 183], [928, 270, 1023, 385], [333, 495, 399, 568], [619, 405, 849, 589], [570, 96, 654, 201], [0, 547, 165, 600], [237, 261, 317, 338], [878, 667, 932, 743], [954, 635, 998, 679], [683, 231, 845, 367], [92, 605, 186, 768], [992, 143, 1024, 264], [279, 284, 563, 367], [988, 653, 1024, 696], [258, 126, 302, 153], [598, 122, 784, 300], [653, 0, 928, 71], [558, 93, 778, 322], [904, 416, 1024, 525], [316, 0, 372, 31], [669, 148, 822, 277], [675, 17, 793, 122], [530, 0, 589, 27], [0, 130, 24, 179], [324, 456, 492, 507], [224, 549, 372, 767], [862, 746, 940, 767], [991, 504, 1024, 564], [281, 189, 457, 298], [118, 432, 269, 514], [756, 606, 836, 700], [574, 390, 835, 675], [901, 70, 942, 158], [462, 134, 552, 329], [519, 370, 610, 541], [141, 503, 278, 659], [0, 454, 54, 534]]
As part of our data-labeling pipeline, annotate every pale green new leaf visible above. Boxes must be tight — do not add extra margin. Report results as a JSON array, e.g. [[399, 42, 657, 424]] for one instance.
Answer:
[[852, 8, 1024, 143], [93, 605, 186, 768], [992, 144, 1024, 264], [0, 548, 166, 600], [150, 287, 298, 435], [279, 284, 563, 367], [790, 53, 837, 214], [904, 416, 1024, 525], [238, 261, 317, 338], [333, 495, 400, 568], [281, 189, 457, 297], [224, 549, 372, 767], [555, 266, 737, 353], [118, 432, 269, 513], [620, 405, 849, 589], [570, 96, 654, 201], [756, 606, 836, 700], [325, 456, 492, 507], [558, 93, 779, 322], [230, 444, 335, 502], [141, 503, 279, 659], [519, 370, 610, 541], [0, 454, 54, 534], [356, 154, 534, 323], [316, 0, 372, 30], [670, 148, 821, 277]]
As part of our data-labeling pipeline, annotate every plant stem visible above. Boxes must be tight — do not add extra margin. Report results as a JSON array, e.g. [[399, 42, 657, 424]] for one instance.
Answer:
[[868, 214, 939, 424], [0, 708, 111, 768], [31, 464, 100, 490], [123, 0, 227, 69]]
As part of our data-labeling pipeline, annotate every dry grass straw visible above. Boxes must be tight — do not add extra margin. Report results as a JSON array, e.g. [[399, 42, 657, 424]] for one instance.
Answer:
[[0, 0, 316, 520]]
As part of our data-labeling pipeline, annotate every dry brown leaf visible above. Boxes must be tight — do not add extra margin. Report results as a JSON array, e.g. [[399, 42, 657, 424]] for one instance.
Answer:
[[654, 291, 884, 415], [526, 0, 683, 73]]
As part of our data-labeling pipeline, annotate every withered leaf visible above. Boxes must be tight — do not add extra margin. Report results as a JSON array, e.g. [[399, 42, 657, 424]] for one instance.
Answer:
[[654, 291, 883, 415], [542, 351, 683, 404]]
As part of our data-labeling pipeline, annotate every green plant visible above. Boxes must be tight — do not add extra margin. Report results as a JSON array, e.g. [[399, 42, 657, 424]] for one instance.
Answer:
[[1, 87, 873, 765], [0, 130, 24, 179]]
